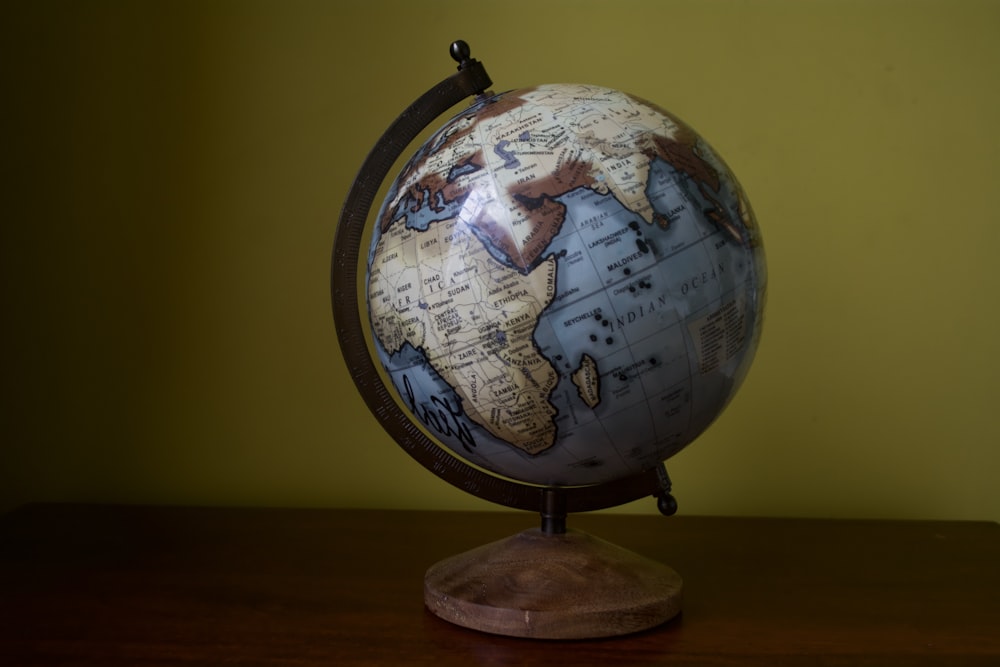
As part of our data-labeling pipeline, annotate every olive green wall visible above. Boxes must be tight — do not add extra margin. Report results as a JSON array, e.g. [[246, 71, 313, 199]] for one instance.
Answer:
[[3, 0, 998, 520]]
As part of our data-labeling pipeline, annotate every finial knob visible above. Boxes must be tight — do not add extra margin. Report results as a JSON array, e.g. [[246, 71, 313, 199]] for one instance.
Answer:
[[450, 40, 472, 69], [657, 493, 679, 516]]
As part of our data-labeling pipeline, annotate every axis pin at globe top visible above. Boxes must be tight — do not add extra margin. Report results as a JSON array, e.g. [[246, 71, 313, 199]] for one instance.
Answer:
[[449, 40, 492, 97], [449, 40, 472, 68]]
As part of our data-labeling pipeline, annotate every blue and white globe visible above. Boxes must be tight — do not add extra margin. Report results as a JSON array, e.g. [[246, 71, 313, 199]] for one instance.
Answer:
[[366, 83, 766, 487]]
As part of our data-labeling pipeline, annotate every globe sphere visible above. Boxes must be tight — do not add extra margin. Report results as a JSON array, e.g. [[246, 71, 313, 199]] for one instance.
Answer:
[[366, 83, 765, 487]]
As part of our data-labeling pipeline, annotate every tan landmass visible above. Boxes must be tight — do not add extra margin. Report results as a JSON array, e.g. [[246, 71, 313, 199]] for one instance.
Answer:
[[571, 353, 601, 409], [369, 215, 560, 455]]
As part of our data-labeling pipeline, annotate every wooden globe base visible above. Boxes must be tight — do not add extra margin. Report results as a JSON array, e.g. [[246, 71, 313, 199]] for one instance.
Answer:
[[424, 527, 683, 639]]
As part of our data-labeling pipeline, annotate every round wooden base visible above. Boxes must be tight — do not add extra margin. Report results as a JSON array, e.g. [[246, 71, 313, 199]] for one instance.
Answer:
[[424, 528, 682, 639]]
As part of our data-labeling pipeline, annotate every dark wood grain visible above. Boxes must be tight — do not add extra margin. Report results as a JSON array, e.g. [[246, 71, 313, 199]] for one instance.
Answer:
[[424, 527, 682, 638], [1, 504, 998, 666]]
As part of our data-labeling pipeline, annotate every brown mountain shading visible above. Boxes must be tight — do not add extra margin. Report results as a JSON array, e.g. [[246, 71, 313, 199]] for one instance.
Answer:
[[379, 89, 540, 234], [496, 158, 599, 272], [379, 148, 486, 233], [470, 196, 564, 274], [649, 132, 720, 192], [381, 87, 601, 268]]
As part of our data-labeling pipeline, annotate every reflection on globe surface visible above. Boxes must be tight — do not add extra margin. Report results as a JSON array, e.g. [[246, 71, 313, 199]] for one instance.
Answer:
[[367, 83, 766, 487]]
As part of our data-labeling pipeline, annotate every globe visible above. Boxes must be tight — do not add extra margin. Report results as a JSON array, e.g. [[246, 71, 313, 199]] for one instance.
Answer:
[[365, 82, 766, 490], [333, 43, 768, 638]]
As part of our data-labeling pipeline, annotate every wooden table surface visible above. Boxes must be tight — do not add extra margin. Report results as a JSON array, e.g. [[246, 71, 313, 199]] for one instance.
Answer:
[[1, 504, 998, 666]]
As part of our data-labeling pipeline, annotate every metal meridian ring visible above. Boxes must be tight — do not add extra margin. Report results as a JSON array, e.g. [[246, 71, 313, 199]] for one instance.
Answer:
[[330, 44, 666, 514]]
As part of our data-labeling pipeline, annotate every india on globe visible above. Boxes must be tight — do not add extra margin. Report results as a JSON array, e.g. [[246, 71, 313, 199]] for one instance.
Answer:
[[367, 82, 766, 488]]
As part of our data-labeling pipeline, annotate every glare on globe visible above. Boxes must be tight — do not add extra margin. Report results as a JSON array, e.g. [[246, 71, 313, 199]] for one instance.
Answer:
[[366, 82, 766, 489]]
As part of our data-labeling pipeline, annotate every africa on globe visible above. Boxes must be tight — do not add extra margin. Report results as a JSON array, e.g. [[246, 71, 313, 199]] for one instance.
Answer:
[[367, 82, 766, 488]]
